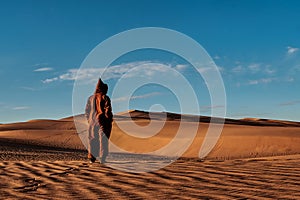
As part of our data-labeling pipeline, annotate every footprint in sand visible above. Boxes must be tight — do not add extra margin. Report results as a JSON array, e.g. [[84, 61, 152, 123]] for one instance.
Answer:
[[49, 166, 80, 176], [14, 178, 46, 193]]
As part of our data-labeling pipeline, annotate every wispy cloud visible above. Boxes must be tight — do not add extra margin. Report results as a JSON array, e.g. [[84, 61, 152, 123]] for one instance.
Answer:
[[214, 55, 220, 60], [112, 92, 162, 102], [231, 63, 276, 76], [34, 67, 53, 72], [264, 65, 276, 75], [12, 106, 30, 110], [248, 78, 275, 85], [42, 77, 58, 83], [33, 63, 49, 67], [197, 66, 223, 74], [20, 86, 36, 91], [286, 77, 294, 82], [279, 100, 300, 106], [231, 65, 244, 73], [174, 64, 188, 71], [131, 92, 162, 100], [42, 63, 133, 84], [287, 46, 299, 55], [248, 63, 261, 73], [42, 62, 185, 84]]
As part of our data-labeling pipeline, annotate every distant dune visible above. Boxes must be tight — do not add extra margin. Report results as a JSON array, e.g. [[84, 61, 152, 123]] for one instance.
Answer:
[[112, 110, 300, 159], [117, 109, 300, 126]]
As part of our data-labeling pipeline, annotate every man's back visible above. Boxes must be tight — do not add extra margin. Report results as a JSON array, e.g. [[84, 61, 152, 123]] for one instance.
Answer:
[[85, 93, 113, 127]]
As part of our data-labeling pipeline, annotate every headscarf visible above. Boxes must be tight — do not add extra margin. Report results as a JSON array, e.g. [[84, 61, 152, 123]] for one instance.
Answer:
[[95, 78, 108, 94]]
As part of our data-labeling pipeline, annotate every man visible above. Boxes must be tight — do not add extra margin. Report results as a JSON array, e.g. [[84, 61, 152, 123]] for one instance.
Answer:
[[85, 78, 113, 163]]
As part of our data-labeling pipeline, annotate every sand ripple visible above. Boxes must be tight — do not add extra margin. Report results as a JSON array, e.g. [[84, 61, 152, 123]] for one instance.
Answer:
[[1, 155, 300, 199]]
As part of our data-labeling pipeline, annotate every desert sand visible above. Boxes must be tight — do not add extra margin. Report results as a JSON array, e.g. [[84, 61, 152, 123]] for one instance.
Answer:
[[0, 110, 300, 199]]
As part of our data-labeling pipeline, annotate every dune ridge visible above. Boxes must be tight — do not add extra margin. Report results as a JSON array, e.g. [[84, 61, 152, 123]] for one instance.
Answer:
[[117, 109, 300, 127], [0, 110, 299, 161]]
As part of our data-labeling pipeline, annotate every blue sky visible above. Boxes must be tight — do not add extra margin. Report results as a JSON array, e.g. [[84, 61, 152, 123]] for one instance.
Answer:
[[1, 0, 300, 123]]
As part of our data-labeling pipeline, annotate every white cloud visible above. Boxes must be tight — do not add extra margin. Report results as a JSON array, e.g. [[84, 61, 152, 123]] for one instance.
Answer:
[[112, 92, 162, 102], [12, 106, 30, 110], [287, 46, 299, 55], [174, 64, 188, 71], [248, 63, 261, 73], [232, 65, 244, 73], [42, 62, 143, 84], [130, 92, 162, 100], [42, 61, 182, 84], [134, 64, 171, 77], [112, 96, 128, 102], [20, 87, 36, 91], [214, 55, 220, 60], [286, 77, 294, 82], [248, 78, 274, 85], [248, 80, 259, 85], [231, 63, 275, 76], [197, 66, 223, 74], [264, 65, 276, 75], [33, 63, 48, 67], [42, 77, 58, 83], [34, 67, 53, 72]]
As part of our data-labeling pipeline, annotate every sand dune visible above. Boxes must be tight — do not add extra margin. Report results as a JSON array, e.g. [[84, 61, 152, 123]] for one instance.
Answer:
[[1, 110, 300, 199], [110, 110, 300, 159], [1, 110, 300, 160]]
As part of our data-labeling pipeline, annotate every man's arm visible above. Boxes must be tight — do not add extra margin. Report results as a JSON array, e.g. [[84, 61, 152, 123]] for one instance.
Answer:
[[85, 96, 91, 120], [104, 96, 113, 121], [95, 93, 105, 120]]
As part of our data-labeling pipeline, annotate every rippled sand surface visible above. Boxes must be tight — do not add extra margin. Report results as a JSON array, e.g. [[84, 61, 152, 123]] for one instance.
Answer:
[[1, 155, 300, 199]]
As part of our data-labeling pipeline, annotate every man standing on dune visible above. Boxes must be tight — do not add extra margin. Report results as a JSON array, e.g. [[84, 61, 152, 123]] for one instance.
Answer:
[[85, 78, 113, 164]]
